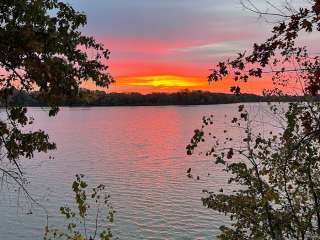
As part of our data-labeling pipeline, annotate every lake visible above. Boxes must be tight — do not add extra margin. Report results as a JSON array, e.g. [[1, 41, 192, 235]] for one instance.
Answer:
[[0, 103, 277, 239]]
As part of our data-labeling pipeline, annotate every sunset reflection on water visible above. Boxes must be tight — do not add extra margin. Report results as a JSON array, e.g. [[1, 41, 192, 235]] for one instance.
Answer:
[[0, 103, 276, 239]]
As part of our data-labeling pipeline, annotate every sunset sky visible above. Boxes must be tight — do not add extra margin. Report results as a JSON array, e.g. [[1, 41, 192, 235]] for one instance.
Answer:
[[67, 0, 311, 94]]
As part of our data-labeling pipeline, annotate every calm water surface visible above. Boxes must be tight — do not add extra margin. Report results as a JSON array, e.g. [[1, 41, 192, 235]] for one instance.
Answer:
[[0, 104, 276, 239]]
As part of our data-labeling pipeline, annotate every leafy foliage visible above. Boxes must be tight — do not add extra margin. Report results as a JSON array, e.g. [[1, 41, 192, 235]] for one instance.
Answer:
[[189, 102, 320, 239], [0, 0, 112, 192], [209, 0, 320, 96], [44, 174, 115, 240], [188, 0, 320, 239]]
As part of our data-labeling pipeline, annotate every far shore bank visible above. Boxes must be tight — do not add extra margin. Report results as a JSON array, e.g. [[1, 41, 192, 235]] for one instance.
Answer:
[[6, 88, 311, 108]]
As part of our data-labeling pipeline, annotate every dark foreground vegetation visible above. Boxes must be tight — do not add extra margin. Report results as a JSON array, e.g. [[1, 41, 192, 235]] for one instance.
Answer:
[[8, 88, 308, 107]]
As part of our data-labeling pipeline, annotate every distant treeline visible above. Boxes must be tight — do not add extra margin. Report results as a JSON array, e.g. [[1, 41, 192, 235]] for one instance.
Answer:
[[7, 89, 309, 107]]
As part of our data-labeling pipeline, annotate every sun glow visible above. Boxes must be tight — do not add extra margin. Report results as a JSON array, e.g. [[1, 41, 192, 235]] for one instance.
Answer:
[[118, 75, 203, 88]]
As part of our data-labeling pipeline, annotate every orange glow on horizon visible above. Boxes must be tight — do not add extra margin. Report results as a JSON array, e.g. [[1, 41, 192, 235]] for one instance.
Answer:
[[117, 75, 205, 88], [81, 74, 277, 95]]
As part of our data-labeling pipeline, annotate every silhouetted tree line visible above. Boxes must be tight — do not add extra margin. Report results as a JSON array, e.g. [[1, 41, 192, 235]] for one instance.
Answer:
[[5, 88, 312, 107]]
